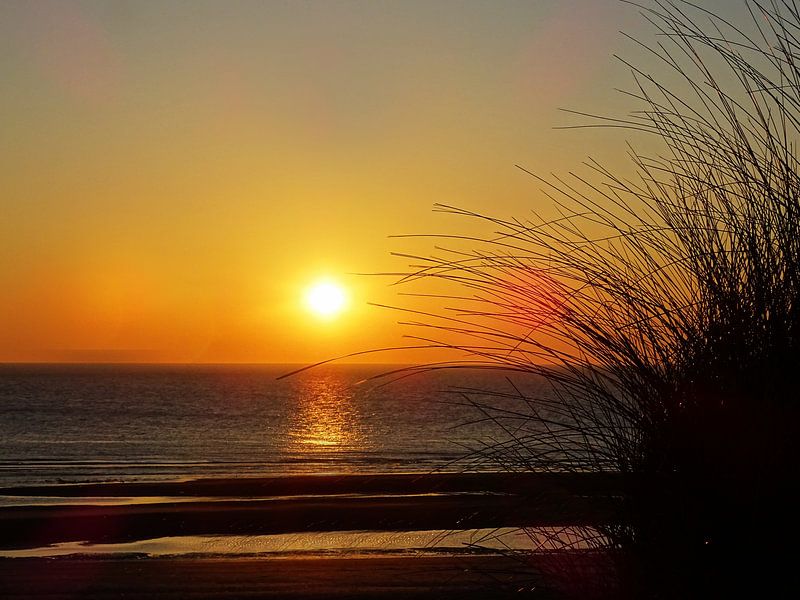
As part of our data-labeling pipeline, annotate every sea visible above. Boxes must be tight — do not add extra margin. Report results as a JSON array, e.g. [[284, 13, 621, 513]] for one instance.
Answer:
[[0, 363, 542, 487]]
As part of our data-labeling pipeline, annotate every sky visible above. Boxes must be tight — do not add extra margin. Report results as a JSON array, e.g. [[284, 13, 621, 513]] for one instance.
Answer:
[[0, 0, 748, 364]]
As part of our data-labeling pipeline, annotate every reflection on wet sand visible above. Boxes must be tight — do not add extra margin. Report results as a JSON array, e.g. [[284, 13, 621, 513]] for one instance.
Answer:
[[288, 374, 368, 452], [0, 528, 550, 558]]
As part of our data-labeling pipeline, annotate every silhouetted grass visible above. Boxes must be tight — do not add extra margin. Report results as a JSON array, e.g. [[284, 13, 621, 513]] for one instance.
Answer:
[[382, 1, 800, 597]]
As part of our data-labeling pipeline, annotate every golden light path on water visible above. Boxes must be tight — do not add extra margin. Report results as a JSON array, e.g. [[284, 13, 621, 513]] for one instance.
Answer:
[[288, 372, 368, 452]]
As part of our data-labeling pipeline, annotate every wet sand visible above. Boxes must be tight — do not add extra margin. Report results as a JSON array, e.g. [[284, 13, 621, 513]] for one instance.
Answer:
[[0, 473, 621, 598], [0, 472, 622, 549], [0, 471, 625, 499]]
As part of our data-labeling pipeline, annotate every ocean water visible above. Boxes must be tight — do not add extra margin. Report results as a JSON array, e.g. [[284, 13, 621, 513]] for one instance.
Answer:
[[0, 364, 540, 486]]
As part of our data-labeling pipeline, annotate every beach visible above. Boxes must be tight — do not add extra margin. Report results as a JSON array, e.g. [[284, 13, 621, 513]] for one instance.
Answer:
[[0, 472, 620, 598], [0, 472, 621, 549], [0, 555, 540, 599]]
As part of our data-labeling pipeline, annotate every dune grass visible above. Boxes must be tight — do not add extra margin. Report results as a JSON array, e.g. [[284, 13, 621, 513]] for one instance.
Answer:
[[383, 1, 800, 597]]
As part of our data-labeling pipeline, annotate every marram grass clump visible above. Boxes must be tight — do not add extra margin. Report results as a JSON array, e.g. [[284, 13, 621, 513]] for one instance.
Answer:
[[390, 1, 800, 597]]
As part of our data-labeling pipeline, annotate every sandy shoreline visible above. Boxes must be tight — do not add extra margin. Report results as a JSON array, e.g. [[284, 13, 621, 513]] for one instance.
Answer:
[[0, 494, 605, 549], [0, 555, 539, 599], [0, 472, 621, 550], [0, 472, 620, 597]]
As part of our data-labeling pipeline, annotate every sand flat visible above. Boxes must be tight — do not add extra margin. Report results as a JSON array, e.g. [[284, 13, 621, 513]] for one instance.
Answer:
[[0, 472, 621, 550], [0, 555, 534, 599], [0, 472, 620, 597]]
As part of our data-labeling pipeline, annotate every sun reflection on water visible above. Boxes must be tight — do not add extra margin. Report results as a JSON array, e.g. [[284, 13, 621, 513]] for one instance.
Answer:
[[288, 374, 367, 452]]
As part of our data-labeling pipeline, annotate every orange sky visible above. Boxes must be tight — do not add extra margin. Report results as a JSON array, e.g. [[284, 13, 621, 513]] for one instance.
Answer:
[[0, 1, 745, 364]]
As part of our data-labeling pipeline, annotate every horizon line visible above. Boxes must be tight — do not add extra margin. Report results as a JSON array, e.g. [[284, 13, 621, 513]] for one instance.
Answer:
[[0, 361, 417, 367]]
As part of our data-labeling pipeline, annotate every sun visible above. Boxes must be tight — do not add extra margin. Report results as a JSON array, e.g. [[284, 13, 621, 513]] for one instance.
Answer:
[[304, 279, 348, 318]]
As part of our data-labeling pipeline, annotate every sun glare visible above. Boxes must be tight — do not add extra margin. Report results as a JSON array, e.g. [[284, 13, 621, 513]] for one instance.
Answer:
[[305, 280, 348, 318]]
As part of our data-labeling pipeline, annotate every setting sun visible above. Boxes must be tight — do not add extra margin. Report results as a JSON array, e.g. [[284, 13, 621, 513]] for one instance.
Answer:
[[304, 280, 348, 319]]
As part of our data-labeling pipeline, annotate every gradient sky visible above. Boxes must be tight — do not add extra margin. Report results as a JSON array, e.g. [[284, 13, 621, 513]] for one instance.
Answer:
[[0, 0, 747, 364]]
